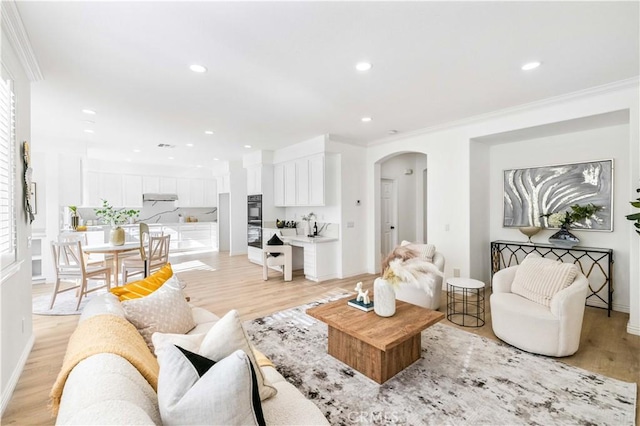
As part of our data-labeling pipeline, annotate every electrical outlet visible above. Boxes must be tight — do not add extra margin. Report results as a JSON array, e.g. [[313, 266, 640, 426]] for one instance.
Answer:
[[347, 222, 355, 228], [453, 268, 460, 277], [445, 224, 450, 232]]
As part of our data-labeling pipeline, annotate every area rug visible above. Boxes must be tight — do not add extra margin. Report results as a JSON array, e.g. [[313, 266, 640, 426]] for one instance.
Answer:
[[244, 299, 637, 425], [32, 289, 107, 316]]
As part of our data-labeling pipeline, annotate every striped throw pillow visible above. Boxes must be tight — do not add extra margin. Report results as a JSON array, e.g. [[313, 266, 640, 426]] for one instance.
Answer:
[[511, 255, 578, 307], [111, 263, 174, 301], [401, 240, 436, 263]]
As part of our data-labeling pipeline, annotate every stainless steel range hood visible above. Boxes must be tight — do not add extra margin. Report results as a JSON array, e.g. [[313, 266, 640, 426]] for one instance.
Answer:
[[143, 193, 179, 202]]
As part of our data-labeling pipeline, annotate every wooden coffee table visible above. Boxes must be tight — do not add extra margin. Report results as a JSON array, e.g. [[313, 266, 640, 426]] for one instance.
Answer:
[[306, 297, 444, 384]]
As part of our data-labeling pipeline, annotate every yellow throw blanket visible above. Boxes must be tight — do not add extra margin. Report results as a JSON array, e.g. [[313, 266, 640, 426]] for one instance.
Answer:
[[49, 314, 159, 415]]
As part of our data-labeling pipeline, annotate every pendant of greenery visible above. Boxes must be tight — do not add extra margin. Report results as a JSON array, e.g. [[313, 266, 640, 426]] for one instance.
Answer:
[[626, 188, 640, 236], [94, 199, 139, 226]]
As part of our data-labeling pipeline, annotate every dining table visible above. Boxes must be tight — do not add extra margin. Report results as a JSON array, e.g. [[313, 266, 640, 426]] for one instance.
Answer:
[[82, 242, 140, 286]]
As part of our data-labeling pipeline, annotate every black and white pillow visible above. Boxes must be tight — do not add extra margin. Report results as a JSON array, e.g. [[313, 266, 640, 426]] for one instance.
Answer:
[[266, 233, 284, 257], [157, 345, 266, 426]]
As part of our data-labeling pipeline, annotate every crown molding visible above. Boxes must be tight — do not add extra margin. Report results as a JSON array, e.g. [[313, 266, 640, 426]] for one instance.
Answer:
[[369, 77, 640, 147], [1, 1, 43, 82]]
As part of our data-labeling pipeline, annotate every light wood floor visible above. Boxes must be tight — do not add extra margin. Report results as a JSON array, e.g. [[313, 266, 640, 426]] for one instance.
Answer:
[[3, 250, 639, 425]]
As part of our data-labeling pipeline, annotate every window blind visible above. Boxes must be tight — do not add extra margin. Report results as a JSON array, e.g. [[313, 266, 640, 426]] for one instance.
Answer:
[[0, 78, 16, 264]]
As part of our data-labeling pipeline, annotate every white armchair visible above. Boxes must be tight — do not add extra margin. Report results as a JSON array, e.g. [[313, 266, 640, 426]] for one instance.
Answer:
[[490, 265, 589, 357], [395, 251, 445, 310]]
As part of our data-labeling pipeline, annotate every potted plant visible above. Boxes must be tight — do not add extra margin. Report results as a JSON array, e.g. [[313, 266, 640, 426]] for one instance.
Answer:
[[301, 212, 316, 237], [123, 209, 140, 224], [626, 188, 640, 236], [94, 199, 128, 245]]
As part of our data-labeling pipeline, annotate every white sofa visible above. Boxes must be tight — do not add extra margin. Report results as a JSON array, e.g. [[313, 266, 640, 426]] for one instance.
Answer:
[[395, 251, 446, 310], [55, 294, 329, 425], [490, 265, 589, 357]]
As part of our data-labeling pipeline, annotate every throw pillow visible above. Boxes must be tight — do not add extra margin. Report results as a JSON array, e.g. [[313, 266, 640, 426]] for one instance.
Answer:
[[157, 345, 266, 426], [153, 309, 277, 401], [122, 282, 196, 350], [400, 241, 436, 263], [511, 255, 579, 307], [266, 233, 284, 257], [110, 263, 174, 301]]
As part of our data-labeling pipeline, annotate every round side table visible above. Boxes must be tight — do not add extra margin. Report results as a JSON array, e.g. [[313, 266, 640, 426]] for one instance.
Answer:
[[446, 278, 485, 327]]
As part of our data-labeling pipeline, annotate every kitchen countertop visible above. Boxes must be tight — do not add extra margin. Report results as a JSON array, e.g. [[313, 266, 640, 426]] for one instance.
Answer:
[[283, 235, 338, 244]]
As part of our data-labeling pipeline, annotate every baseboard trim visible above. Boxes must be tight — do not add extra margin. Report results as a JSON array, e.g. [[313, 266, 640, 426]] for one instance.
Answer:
[[1, 334, 35, 416], [627, 322, 640, 336], [586, 300, 630, 314]]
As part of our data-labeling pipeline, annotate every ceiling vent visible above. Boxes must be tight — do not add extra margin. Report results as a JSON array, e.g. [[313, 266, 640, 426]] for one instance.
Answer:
[[157, 143, 176, 148]]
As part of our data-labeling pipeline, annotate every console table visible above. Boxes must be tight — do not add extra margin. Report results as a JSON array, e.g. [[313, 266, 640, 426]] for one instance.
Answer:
[[490, 240, 614, 316]]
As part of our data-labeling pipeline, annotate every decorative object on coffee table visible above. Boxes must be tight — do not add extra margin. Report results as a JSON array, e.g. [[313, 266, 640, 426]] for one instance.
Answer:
[[373, 278, 395, 316], [354, 281, 370, 305], [518, 226, 540, 243]]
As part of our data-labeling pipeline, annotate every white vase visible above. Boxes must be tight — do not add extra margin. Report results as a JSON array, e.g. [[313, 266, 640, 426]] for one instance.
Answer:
[[374, 277, 396, 317]]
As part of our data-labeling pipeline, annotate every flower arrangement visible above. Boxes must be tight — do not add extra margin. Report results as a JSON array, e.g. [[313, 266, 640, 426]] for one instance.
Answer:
[[94, 199, 139, 226], [540, 203, 602, 229], [301, 212, 316, 222]]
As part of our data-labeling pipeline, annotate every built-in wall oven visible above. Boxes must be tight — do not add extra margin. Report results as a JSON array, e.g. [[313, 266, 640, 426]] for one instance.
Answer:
[[247, 194, 262, 248]]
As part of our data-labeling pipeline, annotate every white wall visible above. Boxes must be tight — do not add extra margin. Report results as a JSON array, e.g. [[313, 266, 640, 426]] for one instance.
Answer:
[[228, 162, 247, 256], [469, 141, 491, 284], [366, 80, 639, 334], [1, 25, 34, 413], [489, 124, 632, 311]]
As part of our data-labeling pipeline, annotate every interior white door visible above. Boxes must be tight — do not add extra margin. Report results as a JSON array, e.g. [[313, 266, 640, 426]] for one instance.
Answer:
[[381, 178, 396, 257]]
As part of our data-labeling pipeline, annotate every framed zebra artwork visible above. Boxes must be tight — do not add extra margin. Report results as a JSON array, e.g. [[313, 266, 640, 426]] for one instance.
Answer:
[[503, 159, 613, 231]]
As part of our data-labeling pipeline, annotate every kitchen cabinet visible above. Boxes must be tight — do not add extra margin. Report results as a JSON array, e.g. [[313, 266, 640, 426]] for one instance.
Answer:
[[283, 162, 296, 206], [247, 166, 261, 195], [142, 176, 160, 193], [190, 179, 205, 207], [204, 179, 217, 206], [83, 172, 122, 206], [274, 164, 285, 206], [217, 174, 230, 194], [160, 177, 177, 193], [176, 178, 191, 206], [31, 233, 46, 284], [274, 154, 325, 207], [176, 178, 215, 207], [122, 175, 143, 207]]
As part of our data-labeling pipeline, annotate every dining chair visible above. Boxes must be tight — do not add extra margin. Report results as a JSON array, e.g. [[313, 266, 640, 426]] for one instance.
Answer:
[[50, 240, 112, 310], [262, 245, 293, 281], [121, 234, 171, 284]]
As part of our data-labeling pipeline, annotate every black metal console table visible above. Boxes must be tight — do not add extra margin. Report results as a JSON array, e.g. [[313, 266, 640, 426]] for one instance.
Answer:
[[490, 240, 614, 316]]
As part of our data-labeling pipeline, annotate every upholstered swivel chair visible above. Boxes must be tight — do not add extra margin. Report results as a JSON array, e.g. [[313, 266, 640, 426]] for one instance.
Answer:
[[490, 262, 589, 357], [395, 251, 446, 310]]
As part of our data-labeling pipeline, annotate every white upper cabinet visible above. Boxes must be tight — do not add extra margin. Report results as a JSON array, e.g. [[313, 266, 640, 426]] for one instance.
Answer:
[[83, 171, 101, 207], [83, 172, 123, 207], [190, 179, 205, 207], [274, 164, 285, 206], [247, 166, 261, 195], [142, 176, 160, 193], [122, 175, 143, 207], [176, 178, 191, 207], [295, 159, 309, 205], [159, 177, 177, 193], [217, 175, 230, 194], [274, 154, 325, 207], [308, 155, 325, 206], [203, 179, 217, 206]]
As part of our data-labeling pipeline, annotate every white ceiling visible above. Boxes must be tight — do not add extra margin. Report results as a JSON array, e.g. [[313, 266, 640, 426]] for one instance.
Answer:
[[17, 1, 639, 169]]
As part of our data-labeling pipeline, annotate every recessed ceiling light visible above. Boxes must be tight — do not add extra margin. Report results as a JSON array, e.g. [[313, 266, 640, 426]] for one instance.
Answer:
[[83, 120, 95, 124], [388, 130, 398, 135], [168, 156, 175, 160], [244, 145, 252, 149], [125, 158, 132, 162], [213, 158, 219, 161], [204, 130, 214, 135], [190, 64, 207, 73], [84, 129, 94, 134], [355, 62, 372, 72], [521, 61, 541, 71], [196, 165, 203, 168], [133, 149, 141, 153], [186, 143, 194, 147], [361, 117, 372, 123], [82, 109, 96, 115]]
